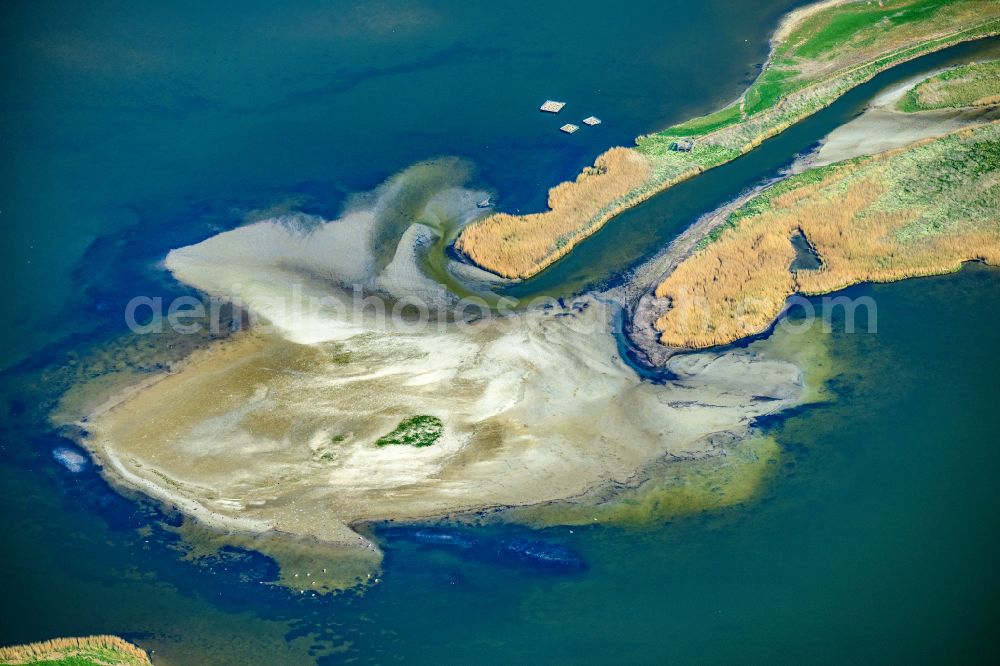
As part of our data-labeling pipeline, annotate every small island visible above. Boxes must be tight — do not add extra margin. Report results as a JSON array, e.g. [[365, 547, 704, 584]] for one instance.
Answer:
[[0, 636, 150, 666]]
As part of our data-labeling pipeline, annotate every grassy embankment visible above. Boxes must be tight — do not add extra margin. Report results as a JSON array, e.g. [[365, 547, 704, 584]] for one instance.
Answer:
[[0, 636, 150, 666], [653, 121, 1000, 348], [898, 58, 1000, 110], [456, 0, 1000, 279]]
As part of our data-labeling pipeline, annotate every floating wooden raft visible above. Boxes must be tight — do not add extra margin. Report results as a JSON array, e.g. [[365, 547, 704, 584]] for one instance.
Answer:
[[582, 116, 602, 126], [540, 100, 566, 113], [560, 124, 579, 134]]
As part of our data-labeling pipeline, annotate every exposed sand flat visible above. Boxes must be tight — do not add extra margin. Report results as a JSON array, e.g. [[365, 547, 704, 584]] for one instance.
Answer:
[[802, 70, 1000, 168], [80, 298, 809, 570], [70, 166, 820, 587], [810, 104, 999, 166]]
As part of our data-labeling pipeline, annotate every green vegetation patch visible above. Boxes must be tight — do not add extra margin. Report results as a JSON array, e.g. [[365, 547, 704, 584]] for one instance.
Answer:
[[898, 59, 1000, 111], [791, 0, 949, 59], [23, 658, 109, 666], [651, 104, 743, 139], [375, 415, 444, 448], [884, 126, 1000, 239], [648, 0, 999, 141], [743, 67, 799, 117], [635, 139, 741, 184]]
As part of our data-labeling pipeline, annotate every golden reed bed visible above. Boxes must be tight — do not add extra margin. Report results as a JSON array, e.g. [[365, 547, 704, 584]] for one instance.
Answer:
[[654, 124, 1000, 348], [0, 635, 151, 665], [455, 148, 653, 278]]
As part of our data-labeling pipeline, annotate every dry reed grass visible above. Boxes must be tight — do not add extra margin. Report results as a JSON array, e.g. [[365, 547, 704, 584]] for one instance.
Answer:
[[654, 124, 1000, 348], [0, 635, 151, 665], [455, 148, 653, 278]]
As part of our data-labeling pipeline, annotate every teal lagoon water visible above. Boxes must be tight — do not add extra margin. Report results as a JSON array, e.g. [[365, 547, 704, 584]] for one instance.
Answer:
[[2, 1, 1000, 663]]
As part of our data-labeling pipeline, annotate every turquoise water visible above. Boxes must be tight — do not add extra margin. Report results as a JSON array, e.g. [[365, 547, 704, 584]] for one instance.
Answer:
[[2, 1, 1000, 663]]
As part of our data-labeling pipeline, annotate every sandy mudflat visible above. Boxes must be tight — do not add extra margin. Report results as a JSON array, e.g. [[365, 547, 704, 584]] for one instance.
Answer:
[[802, 72, 1000, 168], [65, 150, 826, 591], [79, 297, 812, 559]]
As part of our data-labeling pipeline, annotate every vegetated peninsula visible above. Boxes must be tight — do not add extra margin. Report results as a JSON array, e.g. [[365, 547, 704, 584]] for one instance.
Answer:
[[0, 636, 151, 666], [653, 120, 1000, 348], [898, 57, 1000, 110], [455, 0, 1000, 279]]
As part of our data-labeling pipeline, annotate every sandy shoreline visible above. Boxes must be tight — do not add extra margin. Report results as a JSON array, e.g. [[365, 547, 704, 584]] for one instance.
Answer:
[[771, 0, 855, 48]]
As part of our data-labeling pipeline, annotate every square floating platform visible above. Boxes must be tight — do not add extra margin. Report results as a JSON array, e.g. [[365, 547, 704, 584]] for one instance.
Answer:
[[540, 100, 566, 113], [582, 116, 602, 126], [560, 124, 579, 134]]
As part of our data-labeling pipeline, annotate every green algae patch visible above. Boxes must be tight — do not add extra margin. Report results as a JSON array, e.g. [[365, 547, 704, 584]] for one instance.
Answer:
[[509, 436, 783, 527], [595, 436, 782, 524], [376, 415, 443, 448], [756, 312, 838, 406]]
